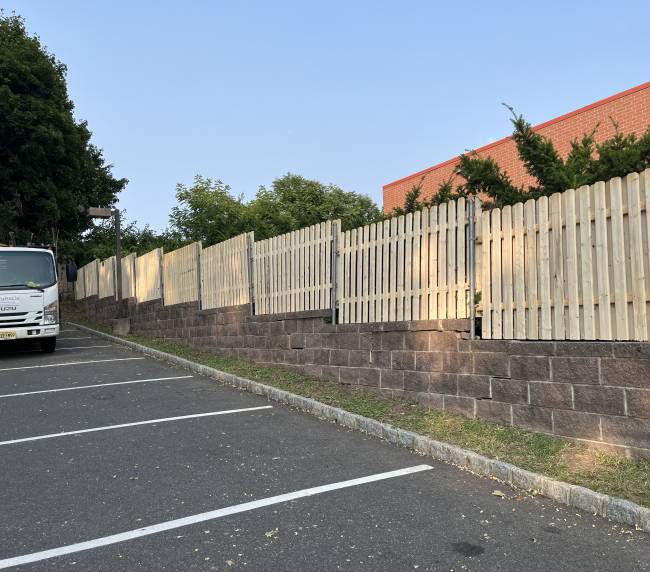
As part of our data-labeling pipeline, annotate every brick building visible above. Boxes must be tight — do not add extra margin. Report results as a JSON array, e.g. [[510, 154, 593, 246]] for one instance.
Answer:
[[383, 81, 650, 213]]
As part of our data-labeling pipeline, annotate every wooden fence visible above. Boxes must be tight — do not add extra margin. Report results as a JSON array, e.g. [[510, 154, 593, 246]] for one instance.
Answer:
[[201, 233, 252, 310], [339, 200, 470, 323], [73, 169, 650, 342], [121, 253, 136, 299], [98, 256, 116, 299], [253, 221, 337, 315], [135, 248, 163, 303], [162, 242, 200, 306], [479, 170, 650, 341]]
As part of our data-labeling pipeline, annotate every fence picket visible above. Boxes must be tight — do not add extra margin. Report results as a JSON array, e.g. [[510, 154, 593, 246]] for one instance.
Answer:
[[549, 193, 565, 339], [490, 209, 503, 339], [501, 206, 513, 338], [563, 189, 580, 339], [609, 178, 629, 339], [481, 209, 491, 338], [537, 196, 552, 339], [524, 199, 538, 339], [513, 203, 526, 338], [627, 173, 647, 340]]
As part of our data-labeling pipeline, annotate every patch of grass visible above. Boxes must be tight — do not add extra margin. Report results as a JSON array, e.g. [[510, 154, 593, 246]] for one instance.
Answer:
[[64, 304, 650, 508]]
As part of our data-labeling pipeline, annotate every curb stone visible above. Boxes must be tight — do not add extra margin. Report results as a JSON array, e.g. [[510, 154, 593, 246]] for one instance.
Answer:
[[68, 321, 650, 534]]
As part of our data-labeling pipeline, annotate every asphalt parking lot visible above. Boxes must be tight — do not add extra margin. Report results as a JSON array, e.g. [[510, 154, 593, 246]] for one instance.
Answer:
[[0, 327, 649, 571]]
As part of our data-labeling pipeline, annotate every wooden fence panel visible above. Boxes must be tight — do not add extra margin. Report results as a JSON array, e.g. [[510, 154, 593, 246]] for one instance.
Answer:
[[135, 248, 162, 303], [121, 253, 137, 299], [75, 266, 85, 300], [200, 233, 252, 310], [340, 199, 470, 324], [253, 221, 337, 315], [480, 169, 650, 341], [163, 242, 200, 306], [98, 256, 116, 299], [82, 259, 99, 298]]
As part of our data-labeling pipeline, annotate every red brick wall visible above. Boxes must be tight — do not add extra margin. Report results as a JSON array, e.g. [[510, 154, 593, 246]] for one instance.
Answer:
[[383, 82, 650, 213]]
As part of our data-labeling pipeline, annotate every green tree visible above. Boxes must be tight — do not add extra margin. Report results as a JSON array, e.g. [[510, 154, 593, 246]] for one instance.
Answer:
[[0, 13, 126, 245], [169, 172, 383, 244], [62, 215, 179, 266], [169, 176, 249, 245], [249, 173, 383, 237]]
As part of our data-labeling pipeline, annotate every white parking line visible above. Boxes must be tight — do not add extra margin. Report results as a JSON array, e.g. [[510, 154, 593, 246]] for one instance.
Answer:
[[0, 406, 273, 447], [0, 358, 144, 372], [0, 375, 193, 399], [57, 345, 113, 350], [0, 464, 432, 569]]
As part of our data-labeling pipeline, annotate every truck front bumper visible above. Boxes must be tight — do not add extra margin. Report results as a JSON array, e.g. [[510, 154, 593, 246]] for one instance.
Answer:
[[0, 324, 59, 341]]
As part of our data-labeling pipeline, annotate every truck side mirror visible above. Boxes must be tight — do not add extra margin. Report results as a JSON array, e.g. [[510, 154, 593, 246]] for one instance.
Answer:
[[66, 261, 78, 282]]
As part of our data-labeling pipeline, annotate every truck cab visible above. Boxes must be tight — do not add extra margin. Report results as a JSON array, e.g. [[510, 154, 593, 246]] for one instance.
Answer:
[[0, 247, 60, 352]]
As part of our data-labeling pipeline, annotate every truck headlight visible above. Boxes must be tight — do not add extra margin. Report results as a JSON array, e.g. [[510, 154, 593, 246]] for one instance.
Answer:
[[44, 301, 58, 324]]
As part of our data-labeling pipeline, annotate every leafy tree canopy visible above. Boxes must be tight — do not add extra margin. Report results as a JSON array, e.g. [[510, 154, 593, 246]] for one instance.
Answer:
[[169, 173, 383, 245], [0, 13, 126, 245]]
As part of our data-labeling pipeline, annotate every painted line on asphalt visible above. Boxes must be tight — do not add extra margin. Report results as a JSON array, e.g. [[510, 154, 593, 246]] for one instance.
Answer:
[[0, 375, 194, 399], [0, 358, 144, 372], [0, 406, 273, 447], [0, 464, 432, 569], [57, 345, 113, 350]]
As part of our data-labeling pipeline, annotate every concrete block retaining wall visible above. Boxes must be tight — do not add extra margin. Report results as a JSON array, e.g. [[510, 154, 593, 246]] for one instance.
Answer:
[[78, 297, 650, 459]]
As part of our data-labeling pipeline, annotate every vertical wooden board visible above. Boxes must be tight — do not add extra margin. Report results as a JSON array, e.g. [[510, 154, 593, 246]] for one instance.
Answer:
[[429, 206, 439, 319], [361, 224, 369, 322], [537, 196, 552, 339], [341, 231, 349, 323], [643, 170, 650, 337], [501, 206, 513, 338], [456, 198, 466, 318], [412, 210, 422, 320], [355, 227, 363, 323], [593, 181, 612, 339], [381, 220, 390, 321], [348, 228, 356, 322], [389, 217, 398, 321], [490, 209, 503, 339], [368, 223, 377, 322], [437, 204, 448, 319], [609, 178, 629, 339], [321, 222, 328, 310], [524, 199, 538, 339], [447, 201, 457, 319], [578, 186, 595, 339], [563, 189, 580, 339], [549, 192, 566, 339], [404, 212, 413, 321], [513, 203, 526, 338], [395, 215, 405, 321], [626, 173, 647, 340], [419, 207, 430, 319], [480, 210, 491, 338]]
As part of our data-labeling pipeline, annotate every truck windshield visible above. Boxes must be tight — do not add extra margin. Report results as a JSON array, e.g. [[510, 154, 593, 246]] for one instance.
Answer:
[[0, 251, 56, 289]]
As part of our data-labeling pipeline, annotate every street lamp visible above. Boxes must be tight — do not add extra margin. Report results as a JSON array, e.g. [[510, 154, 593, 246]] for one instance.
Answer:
[[80, 206, 122, 301]]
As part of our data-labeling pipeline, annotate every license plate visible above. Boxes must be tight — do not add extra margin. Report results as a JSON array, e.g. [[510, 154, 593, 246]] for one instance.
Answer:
[[0, 331, 17, 340]]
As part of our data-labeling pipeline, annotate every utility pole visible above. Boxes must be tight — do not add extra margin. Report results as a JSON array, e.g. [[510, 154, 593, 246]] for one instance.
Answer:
[[114, 208, 122, 301]]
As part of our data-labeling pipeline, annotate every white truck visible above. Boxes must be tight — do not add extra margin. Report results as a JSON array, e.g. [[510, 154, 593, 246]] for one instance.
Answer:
[[0, 246, 60, 352]]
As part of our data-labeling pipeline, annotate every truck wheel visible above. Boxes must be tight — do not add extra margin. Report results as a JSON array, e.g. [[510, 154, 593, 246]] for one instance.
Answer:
[[40, 338, 56, 353]]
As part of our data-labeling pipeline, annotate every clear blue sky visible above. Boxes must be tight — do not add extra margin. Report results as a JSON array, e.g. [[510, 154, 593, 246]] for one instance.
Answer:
[[7, 0, 649, 229]]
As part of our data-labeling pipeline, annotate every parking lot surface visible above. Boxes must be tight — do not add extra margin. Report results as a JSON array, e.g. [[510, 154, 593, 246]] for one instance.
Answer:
[[0, 327, 649, 571]]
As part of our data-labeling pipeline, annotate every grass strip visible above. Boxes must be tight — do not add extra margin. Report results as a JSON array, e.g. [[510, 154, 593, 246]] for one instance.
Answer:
[[64, 306, 650, 508]]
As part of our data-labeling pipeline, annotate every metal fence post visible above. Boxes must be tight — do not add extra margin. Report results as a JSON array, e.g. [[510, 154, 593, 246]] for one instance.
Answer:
[[247, 233, 256, 315], [330, 222, 339, 324], [468, 198, 477, 340]]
